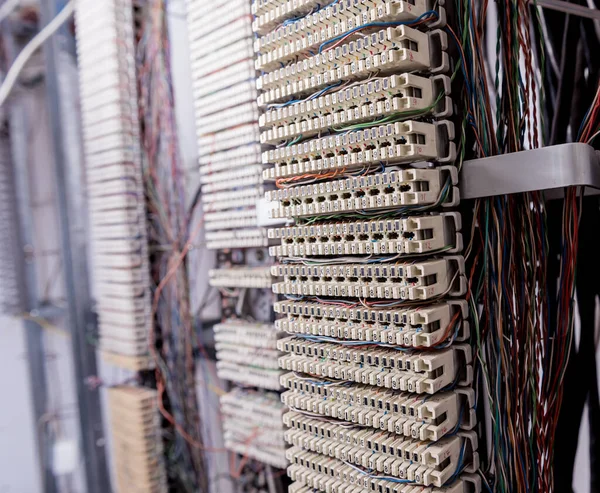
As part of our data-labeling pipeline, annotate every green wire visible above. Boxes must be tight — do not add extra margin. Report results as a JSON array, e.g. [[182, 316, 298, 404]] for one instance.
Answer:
[[330, 91, 446, 133]]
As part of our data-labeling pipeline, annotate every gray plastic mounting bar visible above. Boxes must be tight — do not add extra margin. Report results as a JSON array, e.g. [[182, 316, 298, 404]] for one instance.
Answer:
[[460, 143, 600, 199]]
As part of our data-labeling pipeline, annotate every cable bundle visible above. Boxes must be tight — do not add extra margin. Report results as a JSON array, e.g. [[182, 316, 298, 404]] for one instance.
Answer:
[[456, 1, 548, 489], [451, 0, 590, 491], [135, 1, 207, 491]]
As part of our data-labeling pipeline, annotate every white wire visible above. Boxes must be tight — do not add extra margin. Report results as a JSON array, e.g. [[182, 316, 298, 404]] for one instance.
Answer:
[[0, 0, 74, 107], [0, 0, 20, 24], [587, 129, 600, 144]]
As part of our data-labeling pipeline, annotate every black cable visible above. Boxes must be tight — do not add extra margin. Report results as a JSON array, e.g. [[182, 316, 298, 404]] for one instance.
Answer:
[[187, 182, 202, 225]]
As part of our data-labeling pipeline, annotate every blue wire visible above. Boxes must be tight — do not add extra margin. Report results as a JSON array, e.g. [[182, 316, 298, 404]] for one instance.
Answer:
[[445, 442, 466, 484], [318, 10, 438, 53], [267, 81, 342, 109]]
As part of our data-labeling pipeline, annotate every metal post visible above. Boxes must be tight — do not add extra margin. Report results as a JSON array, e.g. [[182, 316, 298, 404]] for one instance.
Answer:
[[37, 1, 111, 492], [532, 0, 600, 21], [2, 24, 58, 493]]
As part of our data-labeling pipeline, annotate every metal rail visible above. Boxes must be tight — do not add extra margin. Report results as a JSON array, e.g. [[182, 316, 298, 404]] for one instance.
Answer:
[[460, 143, 600, 199], [38, 1, 111, 491], [533, 0, 600, 21]]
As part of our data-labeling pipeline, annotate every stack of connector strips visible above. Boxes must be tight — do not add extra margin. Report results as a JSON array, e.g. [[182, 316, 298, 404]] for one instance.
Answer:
[[0, 127, 21, 314], [214, 319, 285, 390], [256, 0, 482, 491], [75, 0, 153, 370], [186, 0, 268, 250], [107, 386, 167, 493], [186, 0, 288, 470], [220, 388, 288, 469], [208, 266, 273, 290]]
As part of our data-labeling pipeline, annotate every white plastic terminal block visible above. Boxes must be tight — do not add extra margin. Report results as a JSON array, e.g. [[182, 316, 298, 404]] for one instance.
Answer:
[[187, 0, 251, 40], [209, 267, 273, 289], [204, 209, 258, 231], [262, 121, 456, 178], [285, 446, 479, 492], [189, 17, 253, 59], [203, 207, 258, 221], [254, 0, 434, 71], [200, 164, 263, 184], [192, 38, 255, 79], [201, 166, 263, 193], [225, 439, 288, 469], [196, 102, 259, 136], [216, 344, 282, 369], [187, 0, 266, 249], [220, 389, 286, 467], [274, 299, 470, 348], [266, 167, 459, 219], [203, 196, 260, 213], [202, 186, 265, 205], [284, 411, 478, 487], [260, 74, 452, 144], [287, 457, 481, 493], [221, 387, 286, 424], [197, 123, 260, 156], [205, 229, 270, 249], [255, 0, 477, 489], [274, 297, 460, 328], [192, 59, 256, 100], [195, 81, 258, 119], [199, 143, 262, 171], [215, 321, 285, 385], [224, 420, 285, 447], [271, 256, 466, 300], [214, 320, 284, 348], [280, 373, 477, 441], [221, 389, 288, 467], [277, 338, 472, 393], [257, 26, 450, 106], [76, 0, 152, 365], [252, 0, 338, 34], [268, 213, 463, 257], [217, 360, 283, 390], [201, 187, 264, 212]]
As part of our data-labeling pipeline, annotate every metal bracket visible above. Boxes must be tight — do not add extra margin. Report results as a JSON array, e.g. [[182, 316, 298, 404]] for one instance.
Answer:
[[532, 0, 600, 21], [460, 143, 600, 199]]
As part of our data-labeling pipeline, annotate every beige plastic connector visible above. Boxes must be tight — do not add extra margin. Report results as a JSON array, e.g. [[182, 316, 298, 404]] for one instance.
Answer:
[[271, 257, 462, 301], [209, 266, 273, 288], [266, 168, 456, 220], [262, 120, 445, 178], [276, 340, 469, 393], [257, 25, 447, 106], [107, 387, 167, 493], [279, 375, 474, 438], [260, 73, 452, 144], [254, 0, 432, 70], [268, 212, 462, 258], [284, 447, 481, 492], [284, 427, 473, 487]]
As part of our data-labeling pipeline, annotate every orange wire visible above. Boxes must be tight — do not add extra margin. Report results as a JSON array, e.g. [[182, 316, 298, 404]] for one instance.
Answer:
[[156, 378, 228, 453], [276, 166, 348, 188], [147, 218, 217, 450], [229, 428, 262, 479]]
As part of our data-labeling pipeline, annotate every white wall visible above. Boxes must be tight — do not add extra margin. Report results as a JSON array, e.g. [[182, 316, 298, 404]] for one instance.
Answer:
[[0, 316, 41, 493]]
